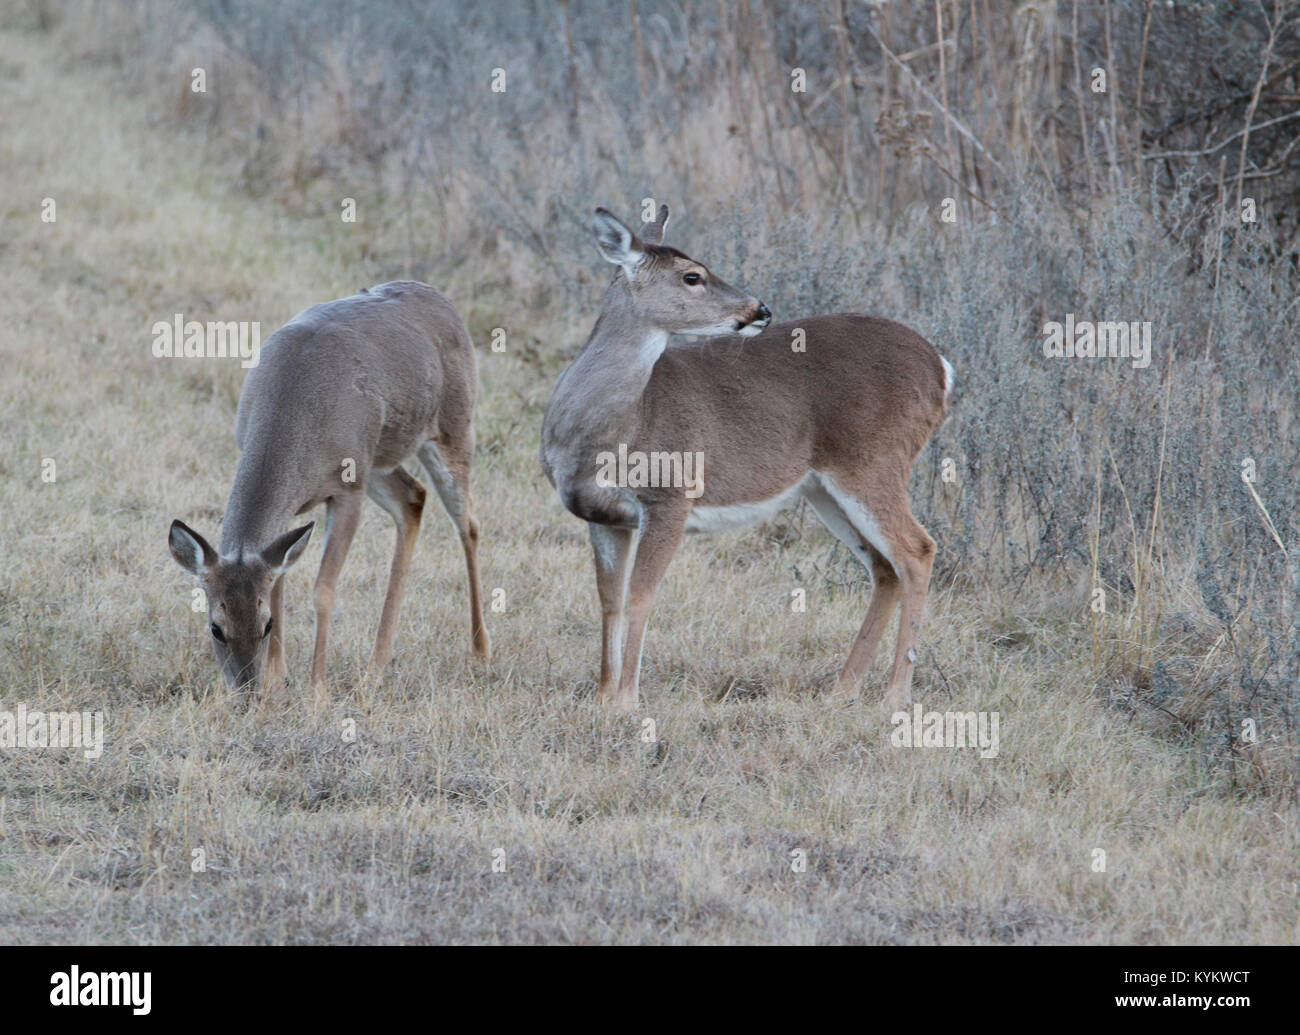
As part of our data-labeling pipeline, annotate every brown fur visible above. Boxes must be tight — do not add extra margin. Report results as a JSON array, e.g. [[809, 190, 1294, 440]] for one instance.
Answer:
[[540, 207, 951, 711]]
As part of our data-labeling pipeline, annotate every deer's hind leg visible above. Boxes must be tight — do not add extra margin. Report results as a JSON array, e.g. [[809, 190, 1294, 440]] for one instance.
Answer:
[[879, 510, 936, 710], [417, 438, 490, 662], [805, 472, 935, 708], [365, 466, 427, 677]]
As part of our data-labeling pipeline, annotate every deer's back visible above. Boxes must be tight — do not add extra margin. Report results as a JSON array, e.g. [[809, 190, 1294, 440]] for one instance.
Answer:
[[640, 314, 949, 503], [235, 281, 475, 476]]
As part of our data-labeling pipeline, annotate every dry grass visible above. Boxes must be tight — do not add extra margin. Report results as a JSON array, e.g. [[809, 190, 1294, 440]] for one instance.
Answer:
[[1, 19, 1298, 944]]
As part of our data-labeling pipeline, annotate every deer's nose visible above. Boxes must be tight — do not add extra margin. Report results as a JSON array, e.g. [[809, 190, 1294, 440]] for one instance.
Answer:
[[756, 304, 772, 323]]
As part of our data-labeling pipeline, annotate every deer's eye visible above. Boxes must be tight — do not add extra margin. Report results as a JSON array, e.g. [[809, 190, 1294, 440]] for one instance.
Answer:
[[210, 623, 226, 643], [683, 272, 702, 285], [263, 618, 274, 638]]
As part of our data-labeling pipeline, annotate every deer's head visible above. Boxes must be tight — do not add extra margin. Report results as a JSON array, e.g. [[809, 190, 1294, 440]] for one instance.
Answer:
[[593, 205, 772, 337], [168, 519, 313, 693]]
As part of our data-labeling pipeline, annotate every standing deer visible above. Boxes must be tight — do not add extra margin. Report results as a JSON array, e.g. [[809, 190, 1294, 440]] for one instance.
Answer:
[[168, 281, 490, 703], [540, 205, 952, 712]]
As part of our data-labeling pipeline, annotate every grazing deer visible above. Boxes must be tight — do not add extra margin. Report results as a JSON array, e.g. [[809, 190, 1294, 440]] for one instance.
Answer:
[[168, 281, 490, 703], [540, 206, 952, 712]]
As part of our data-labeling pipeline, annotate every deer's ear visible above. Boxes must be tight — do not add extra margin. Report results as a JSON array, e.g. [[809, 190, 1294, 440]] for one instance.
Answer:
[[261, 522, 314, 575], [169, 519, 215, 576], [640, 203, 670, 245], [593, 208, 646, 275]]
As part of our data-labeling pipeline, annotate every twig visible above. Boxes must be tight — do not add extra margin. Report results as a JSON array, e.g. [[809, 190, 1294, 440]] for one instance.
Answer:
[[1071, 0, 1095, 195], [1141, 110, 1300, 160], [919, 144, 1013, 223], [1235, 0, 1280, 208], [864, 21, 1004, 173], [1244, 479, 1290, 558]]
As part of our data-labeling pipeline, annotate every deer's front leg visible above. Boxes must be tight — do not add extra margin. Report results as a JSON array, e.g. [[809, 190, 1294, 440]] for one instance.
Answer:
[[310, 492, 363, 707], [589, 523, 639, 704], [615, 506, 687, 712]]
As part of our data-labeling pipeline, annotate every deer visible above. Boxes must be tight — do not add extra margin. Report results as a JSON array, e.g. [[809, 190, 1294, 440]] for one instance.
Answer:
[[168, 281, 490, 705], [540, 205, 953, 713]]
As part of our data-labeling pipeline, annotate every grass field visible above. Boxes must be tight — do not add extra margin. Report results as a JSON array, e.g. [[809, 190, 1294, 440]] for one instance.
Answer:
[[1, 10, 1298, 944]]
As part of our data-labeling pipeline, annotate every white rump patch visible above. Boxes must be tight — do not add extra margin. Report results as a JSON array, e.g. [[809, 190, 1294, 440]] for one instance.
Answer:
[[940, 354, 954, 399]]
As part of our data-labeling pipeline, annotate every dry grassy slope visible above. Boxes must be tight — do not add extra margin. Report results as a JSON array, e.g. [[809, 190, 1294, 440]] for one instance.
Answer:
[[0, 26, 1295, 944]]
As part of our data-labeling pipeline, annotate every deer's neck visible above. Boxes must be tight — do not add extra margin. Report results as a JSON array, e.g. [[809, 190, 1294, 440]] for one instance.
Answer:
[[218, 441, 304, 558], [545, 280, 666, 466]]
